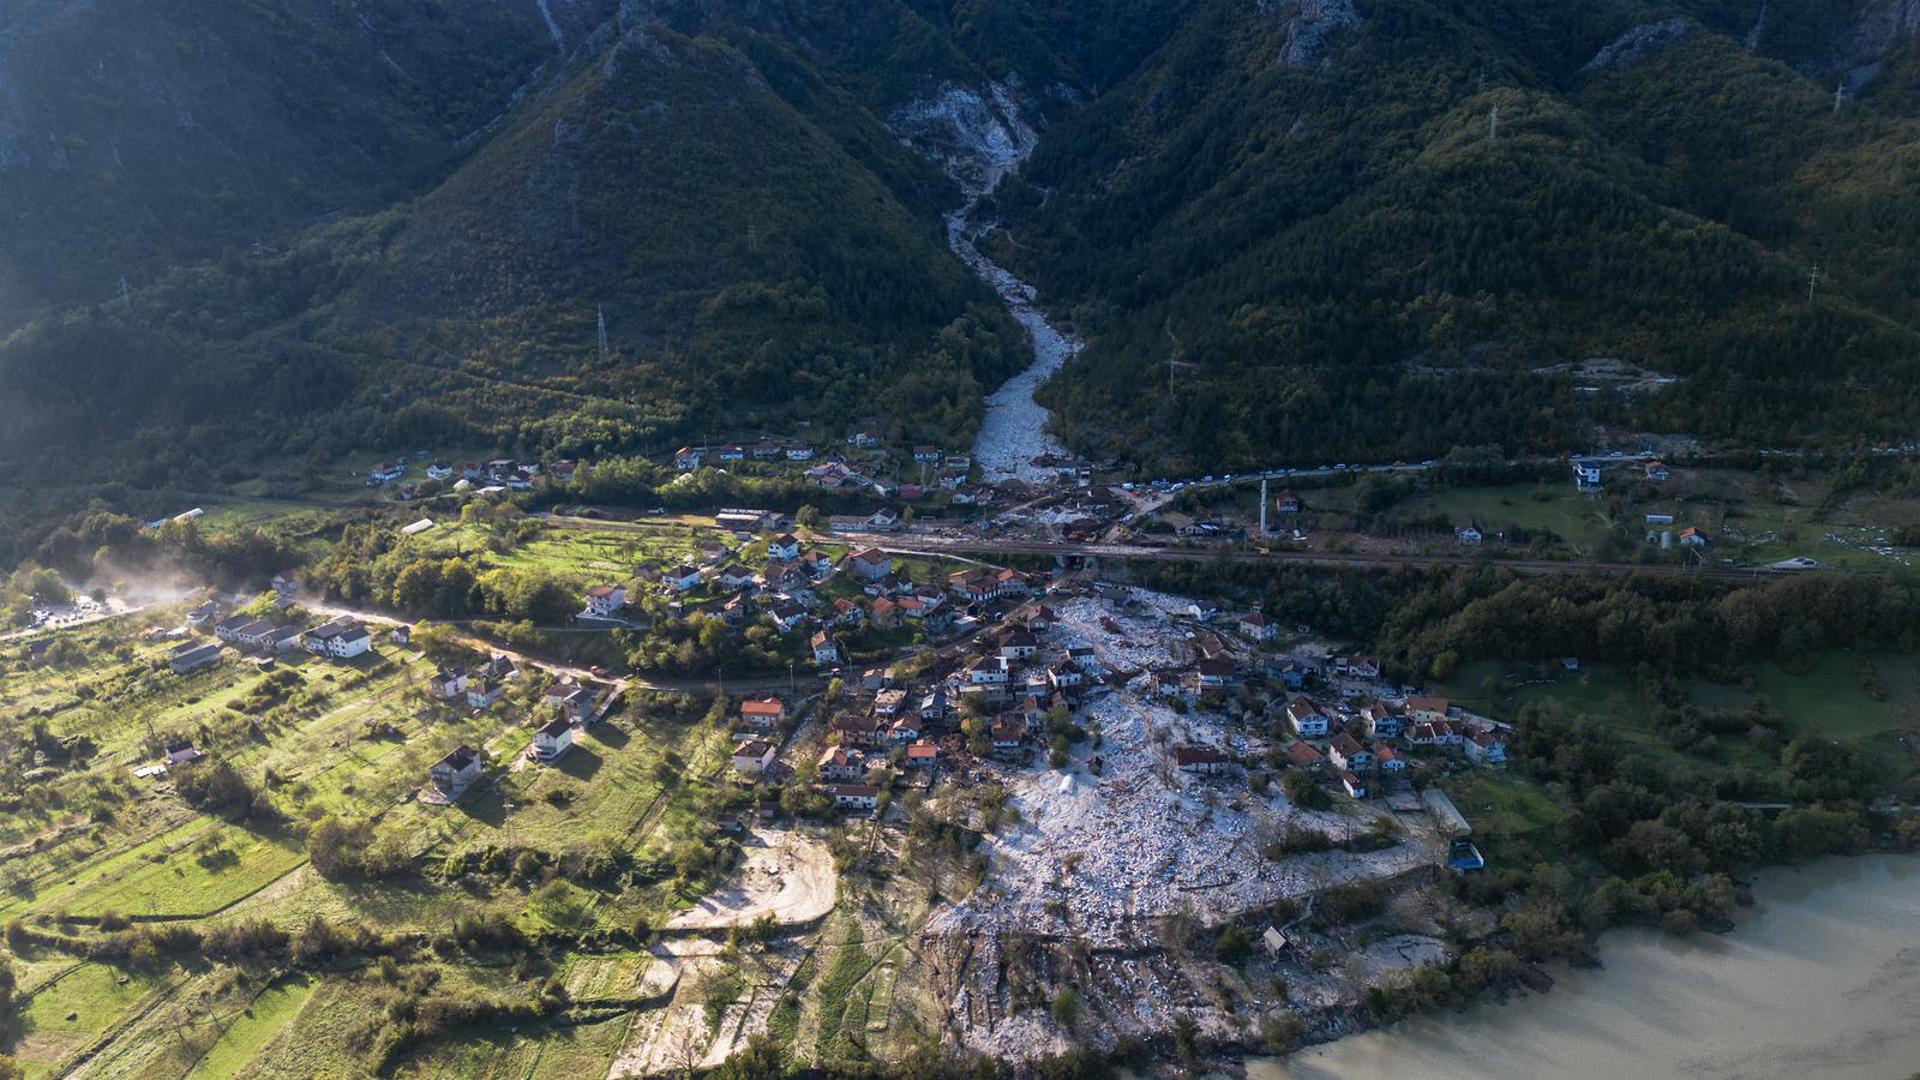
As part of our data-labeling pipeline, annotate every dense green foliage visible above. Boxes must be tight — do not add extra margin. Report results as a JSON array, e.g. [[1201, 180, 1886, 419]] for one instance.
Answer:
[[995, 0, 1920, 470]]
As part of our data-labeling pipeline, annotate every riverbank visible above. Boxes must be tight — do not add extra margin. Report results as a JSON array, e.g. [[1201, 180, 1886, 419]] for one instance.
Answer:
[[893, 81, 1080, 484], [1257, 852, 1920, 1079]]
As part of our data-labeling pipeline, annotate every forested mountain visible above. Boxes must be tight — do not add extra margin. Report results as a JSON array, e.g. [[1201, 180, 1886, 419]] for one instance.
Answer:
[[994, 0, 1920, 471], [4, 0, 1920, 490]]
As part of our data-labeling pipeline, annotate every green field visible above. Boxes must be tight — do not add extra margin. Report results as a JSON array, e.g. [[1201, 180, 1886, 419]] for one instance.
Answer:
[[1441, 650, 1920, 776], [187, 973, 319, 1080]]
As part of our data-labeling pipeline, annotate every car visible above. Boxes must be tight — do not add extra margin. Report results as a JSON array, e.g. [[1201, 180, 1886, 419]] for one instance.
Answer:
[[1334, 463, 1348, 470], [1202, 475, 1215, 483]]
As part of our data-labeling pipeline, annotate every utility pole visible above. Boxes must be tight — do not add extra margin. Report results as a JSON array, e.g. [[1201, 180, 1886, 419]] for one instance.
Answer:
[[1833, 81, 1848, 114], [596, 305, 610, 362], [1488, 104, 1499, 141], [118, 275, 132, 308], [1807, 265, 1822, 303], [747, 222, 759, 254]]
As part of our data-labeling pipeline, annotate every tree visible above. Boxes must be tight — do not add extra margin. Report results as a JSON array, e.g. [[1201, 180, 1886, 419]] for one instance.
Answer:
[[1281, 770, 1329, 810], [1049, 986, 1081, 1029]]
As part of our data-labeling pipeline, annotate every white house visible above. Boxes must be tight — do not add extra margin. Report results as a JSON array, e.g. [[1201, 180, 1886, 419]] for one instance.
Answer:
[[1285, 696, 1331, 737], [531, 716, 575, 761], [824, 783, 879, 809], [302, 617, 372, 659], [583, 585, 628, 618], [732, 739, 777, 777], [465, 679, 504, 709], [768, 534, 802, 561], [429, 746, 483, 800], [817, 746, 865, 781], [663, 566, 702, 592], [1237, 612, 1277, 642], [429, 668, 469, 700], [1457, 523, 1484, 545], [1464, 729, 1508, 765], [811, 631, 841, 665], [739, 698, 785, 730]]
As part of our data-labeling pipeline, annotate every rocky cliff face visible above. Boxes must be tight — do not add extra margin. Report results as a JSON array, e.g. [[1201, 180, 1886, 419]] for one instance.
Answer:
[[1257, 0, 1362, 69]]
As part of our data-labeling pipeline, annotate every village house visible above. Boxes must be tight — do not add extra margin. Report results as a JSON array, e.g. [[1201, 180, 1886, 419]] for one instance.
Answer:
[[1026, 605, 1058, 632], [824, 783, 880, 809], [168, 641, 223, 675], [664, 565, 702, 592], [166, 741, 205, 766], [1192, 657, 1238, 689], [186, 600, 222, 628], [582, 584, 628, 619], [832, 597, 864, 628], [768, 534, 802, 561], [1679, 526, 1712, 549], [1464, 729, 1508, 765], [1407, 695, 1450, 723], [869, 596, 901, 629], [1176, 746, 1229, 775], [1645, 460, 1671, 481], [715, 508, 776, 532], [739, 698, 785, 730], [918, 688, 949, 721], [1338, 654, 1381, 679], [1275, 489, 1303, 514], [1409, 719, 1465, 749], [770, 603, 809, 634], [214, 613, 253, 643], [905, 740, 939, 768], [368, 461, 406, 486], [832, 713, 884, 747], [430, 668, 469, 700], [530, 716, 575, 762], [913, 446, 941, 463], [785, 444, 816, 461], [429, 746, 483, 800], [965, 656, 1010, 685], [1285, 696, 1331, 737], [1270, 657, 1313, 689], [1341, 771, 1370, 799], [1047, 661, 1084, 691], [887, 716, 922, 744], [1362, 702, 1407, 740], [715, 564, 756, 591], [1572, 461, 1603, 489], [998, 626, 1039, 661], [731, 739, 777, 777], [1327, 733, 1374, 774], [990, 716, 1028, 752], [1376, 745, 1408, 773], [302, 617, 372, 659], [818, 746, 867, 781], [949, 569, 1004, 604], [811, 631, 842, 665], [232, 619, 282, 651], [873, 688, 908, 718], [846, 547, 893, 582], [1283, 740, 1324, 770], [1457, 522, 1484, 545], [466, 679, 504, 709], [1236, 612, 1277, 642]]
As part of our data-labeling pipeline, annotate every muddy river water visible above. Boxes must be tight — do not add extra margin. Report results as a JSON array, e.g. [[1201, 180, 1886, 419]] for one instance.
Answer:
[[1255, 853, 1920, 1079]]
